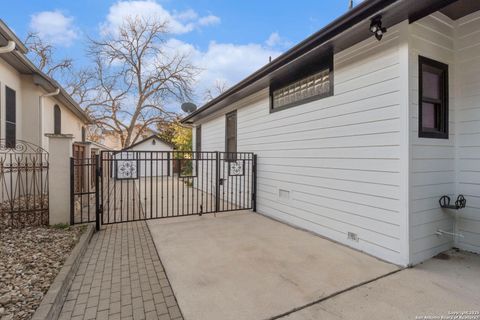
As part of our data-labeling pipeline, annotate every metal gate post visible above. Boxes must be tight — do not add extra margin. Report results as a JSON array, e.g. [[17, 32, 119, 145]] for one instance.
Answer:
[[95, 154, 101, 231], [215, 151, 220, 212], [252, 154, 257, 212], [70, 157, 74, 225]]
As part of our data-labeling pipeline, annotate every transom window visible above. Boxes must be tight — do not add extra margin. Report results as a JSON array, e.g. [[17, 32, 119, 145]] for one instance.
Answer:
[[270, 54, 333, 112], [418, 56, 449, 139]]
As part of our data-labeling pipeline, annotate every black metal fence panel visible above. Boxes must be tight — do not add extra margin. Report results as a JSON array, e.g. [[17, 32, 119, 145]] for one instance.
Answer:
[[71, 151, 257, 226], [99, 151, 256, 224], [71, 157, 96, 224], [0, 140, 49, 227]]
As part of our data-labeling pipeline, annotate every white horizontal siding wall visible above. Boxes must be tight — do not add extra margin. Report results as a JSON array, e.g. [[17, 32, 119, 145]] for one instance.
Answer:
[[201, 116, 225, 151], [454, 10, 480, 254], [198, 23, 410, 265], [408, 13, 457, 265]]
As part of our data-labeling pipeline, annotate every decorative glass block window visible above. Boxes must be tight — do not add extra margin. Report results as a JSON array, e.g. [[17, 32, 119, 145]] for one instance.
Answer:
[[419, 56, 448, 139], [272, 69, 330, 109], [270, 55, 333, 112]]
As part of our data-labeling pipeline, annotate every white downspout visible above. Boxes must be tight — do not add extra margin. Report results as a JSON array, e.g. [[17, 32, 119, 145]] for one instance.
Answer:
[[39, 88, 60, 148], [0, 41, 15, 53]]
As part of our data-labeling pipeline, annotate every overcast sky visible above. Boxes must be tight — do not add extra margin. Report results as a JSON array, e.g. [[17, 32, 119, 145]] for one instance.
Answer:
[[2, 0, 362, 110]]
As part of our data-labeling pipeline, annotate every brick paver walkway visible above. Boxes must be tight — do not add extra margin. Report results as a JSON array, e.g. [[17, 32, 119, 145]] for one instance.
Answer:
[[59, 221, 183, 320]]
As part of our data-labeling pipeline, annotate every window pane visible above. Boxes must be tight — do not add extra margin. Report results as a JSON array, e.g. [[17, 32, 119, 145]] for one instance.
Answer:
[[6, 122, 16, 148], [227, 137, 236, 153], [6, 87, 16, 123], [196, 126, 201, 152], [422, 70, 440, 99], [54, 105, 62, 134], [422, 102, 437, 129], [226, 112, 237, 154], [272, 67, 330, 109]]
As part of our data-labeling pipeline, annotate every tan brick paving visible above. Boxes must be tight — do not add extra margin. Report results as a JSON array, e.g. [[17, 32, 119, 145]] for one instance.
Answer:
[[59, 221, 183, 320]]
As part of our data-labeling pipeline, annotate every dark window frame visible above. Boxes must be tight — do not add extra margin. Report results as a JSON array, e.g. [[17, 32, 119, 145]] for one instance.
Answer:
[[225, 111, 237, 159], [5, 86, 16, 148], [269, 52, 334, 113], [196, 125, 201, 152], [54, 104, 62, 134], [418, 56, 449, 139]]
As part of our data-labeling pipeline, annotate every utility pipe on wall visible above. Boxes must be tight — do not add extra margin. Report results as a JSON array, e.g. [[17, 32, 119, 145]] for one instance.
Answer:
[[0, 41, 15, 53], [39, 88, 60, 148]]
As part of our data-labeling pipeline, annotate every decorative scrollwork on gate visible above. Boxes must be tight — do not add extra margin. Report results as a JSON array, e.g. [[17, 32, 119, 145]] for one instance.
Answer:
[[116, 160, 139, 180], [229, 160, 245, 176]]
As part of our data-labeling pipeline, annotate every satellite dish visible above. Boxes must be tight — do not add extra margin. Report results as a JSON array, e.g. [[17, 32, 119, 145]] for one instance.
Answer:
[[181, 102, 197, 113]]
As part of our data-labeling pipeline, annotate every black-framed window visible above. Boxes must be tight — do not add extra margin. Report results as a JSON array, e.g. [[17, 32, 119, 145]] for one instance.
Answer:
[[54, 105, 61, 134], [418, 56, 449, 139], [196, 125, 201, 152], [270, 53, 333, 112], [5, 86, 16, 148], [225, 111, 237, 156]]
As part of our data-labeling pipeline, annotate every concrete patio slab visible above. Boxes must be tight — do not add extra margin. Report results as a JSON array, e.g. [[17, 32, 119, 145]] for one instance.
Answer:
[[282, 250, 480, 320], [147, 211, 399, 320]]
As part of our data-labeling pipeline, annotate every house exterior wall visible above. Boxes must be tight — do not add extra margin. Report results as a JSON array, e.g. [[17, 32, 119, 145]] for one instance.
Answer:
[[19, 80, 41, 146], [1, 56, 86, 152], [408, 13, 457, 264], [196, 22, 411, 266], [408, 11, 480, 263], [454, 10, 480, 255], [193, 11, 480, 265], [41, 95, 84, 150]]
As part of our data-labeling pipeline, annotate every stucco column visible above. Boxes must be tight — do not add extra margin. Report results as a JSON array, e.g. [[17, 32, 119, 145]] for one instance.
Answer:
[[46, 134, 73, 225]]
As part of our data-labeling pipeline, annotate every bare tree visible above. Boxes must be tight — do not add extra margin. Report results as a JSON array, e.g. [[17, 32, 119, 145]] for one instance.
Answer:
[[25, 32, 73, 78], [86, 16, 199, 148], [204, 80, 228, 102]]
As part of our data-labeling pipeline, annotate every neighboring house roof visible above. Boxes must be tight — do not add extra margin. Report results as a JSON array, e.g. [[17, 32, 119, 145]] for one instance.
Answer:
[[122, 135, 175, 151], [0, 19, 91, 124], [89, 140, 115, 151], [181, 0, 477, 124]]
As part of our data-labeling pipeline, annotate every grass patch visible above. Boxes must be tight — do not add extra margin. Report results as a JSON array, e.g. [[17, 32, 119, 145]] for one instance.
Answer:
[[51, 223, 70, 230]]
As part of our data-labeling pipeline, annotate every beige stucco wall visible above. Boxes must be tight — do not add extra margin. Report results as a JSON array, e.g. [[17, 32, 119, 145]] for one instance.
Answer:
[[20, 79, 42, 146], [41, 95, 84, 151], [1, 56, 86, 152]]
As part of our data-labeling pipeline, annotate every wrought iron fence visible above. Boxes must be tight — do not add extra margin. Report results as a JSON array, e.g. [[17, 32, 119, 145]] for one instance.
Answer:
[[71, 151, 257, 227], [0, 140, 49, 227], [70, 156, 97, 224]]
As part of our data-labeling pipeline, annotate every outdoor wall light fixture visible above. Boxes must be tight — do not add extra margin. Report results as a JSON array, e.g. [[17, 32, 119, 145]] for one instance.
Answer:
[[370, 16, 387, 41]]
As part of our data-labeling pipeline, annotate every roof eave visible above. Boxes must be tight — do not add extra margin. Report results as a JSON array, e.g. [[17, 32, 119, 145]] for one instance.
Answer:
[[181, 0, 399, 124], [12, 51, 92, 124], [0, 19, 28, 54]]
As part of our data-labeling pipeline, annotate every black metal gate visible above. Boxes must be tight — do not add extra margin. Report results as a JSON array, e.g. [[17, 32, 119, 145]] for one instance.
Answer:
[[71, 151, 257, 228]]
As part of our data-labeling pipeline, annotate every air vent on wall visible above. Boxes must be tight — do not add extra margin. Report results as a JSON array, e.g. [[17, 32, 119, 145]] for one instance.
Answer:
[[279, 189, 290, 200], [348, 232, 359, 242]]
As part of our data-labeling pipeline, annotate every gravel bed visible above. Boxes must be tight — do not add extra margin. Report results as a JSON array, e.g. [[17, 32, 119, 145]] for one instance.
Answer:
[[0, 226, 84, 320]]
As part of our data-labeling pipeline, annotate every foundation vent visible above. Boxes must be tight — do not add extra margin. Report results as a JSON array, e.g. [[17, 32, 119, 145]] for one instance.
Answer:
[[279, 189, 290, 200], [348, 232, 359, 242]]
